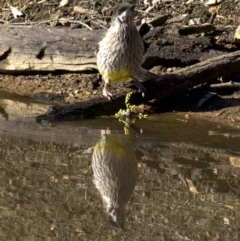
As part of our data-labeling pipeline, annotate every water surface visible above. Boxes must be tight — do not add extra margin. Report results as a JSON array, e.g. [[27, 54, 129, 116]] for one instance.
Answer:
[[0, 97, 240, 240]]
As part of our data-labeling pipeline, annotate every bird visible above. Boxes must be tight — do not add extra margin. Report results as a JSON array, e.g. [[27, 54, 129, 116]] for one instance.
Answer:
[[96, 2, 159, 100], [92, 130, 138, 230]]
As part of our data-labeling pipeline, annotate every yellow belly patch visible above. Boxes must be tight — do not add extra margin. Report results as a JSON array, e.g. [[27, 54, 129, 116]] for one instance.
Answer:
[[93, 139, 126, 161], [98, 68, 131, 82]]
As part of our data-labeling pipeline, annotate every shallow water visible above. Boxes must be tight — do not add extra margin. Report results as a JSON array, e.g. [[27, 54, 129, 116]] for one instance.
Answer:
[[1, 96, 240, 241]]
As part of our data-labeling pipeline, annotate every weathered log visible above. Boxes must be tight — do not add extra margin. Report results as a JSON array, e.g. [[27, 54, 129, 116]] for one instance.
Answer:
[[0, 26, 104, 73], [36, 50, 240, 121], [0, 22, 237, 74]]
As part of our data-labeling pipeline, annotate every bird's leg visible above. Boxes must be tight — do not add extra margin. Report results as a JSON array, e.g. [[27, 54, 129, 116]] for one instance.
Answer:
[[100, 128, 111, 140], [101, 129, 111, 136], [102, 78, 113, 100], [131, 76, 146, 97]]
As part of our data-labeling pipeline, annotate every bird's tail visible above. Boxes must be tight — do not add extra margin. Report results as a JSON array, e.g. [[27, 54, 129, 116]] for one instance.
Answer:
[[133, 67, 160, 82]]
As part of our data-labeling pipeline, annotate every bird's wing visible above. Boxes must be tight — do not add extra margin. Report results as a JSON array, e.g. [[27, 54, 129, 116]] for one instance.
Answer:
[[132, 67, 160, 82]]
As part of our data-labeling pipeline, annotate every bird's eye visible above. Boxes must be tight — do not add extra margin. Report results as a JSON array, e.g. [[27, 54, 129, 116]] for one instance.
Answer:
[[118, 11, 121, 15]]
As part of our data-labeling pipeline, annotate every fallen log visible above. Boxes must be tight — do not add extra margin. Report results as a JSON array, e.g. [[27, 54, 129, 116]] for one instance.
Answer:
[[0, 26, 103, 73], [0, 22, 237, 74], [36, 50, 240, 121]]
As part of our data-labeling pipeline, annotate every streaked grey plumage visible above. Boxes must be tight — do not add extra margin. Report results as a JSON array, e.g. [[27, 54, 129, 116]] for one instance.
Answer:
[[96, 2, 159, 99], [92, 133, 138, 230]]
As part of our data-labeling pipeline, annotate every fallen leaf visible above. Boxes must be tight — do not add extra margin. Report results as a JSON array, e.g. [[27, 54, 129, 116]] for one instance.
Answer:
[[229, 156, 240, 167], [59, 0, 70, 7], [9, 4, 23, 18], [234, 25, 240, 42], [223, 217, 229, 225], [224, 204, 234, 210], [204, 0, 222, 6], [73, 6, 96, 15], [185, 178, 198, 193]]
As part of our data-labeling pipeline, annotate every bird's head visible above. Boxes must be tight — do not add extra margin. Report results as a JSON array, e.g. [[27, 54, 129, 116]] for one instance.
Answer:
[[113, 2, 136, 27], [107, 203, 126, 231]]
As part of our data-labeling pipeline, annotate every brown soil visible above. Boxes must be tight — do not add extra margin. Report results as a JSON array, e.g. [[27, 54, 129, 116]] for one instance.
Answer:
[[0, 0, 240, 128]]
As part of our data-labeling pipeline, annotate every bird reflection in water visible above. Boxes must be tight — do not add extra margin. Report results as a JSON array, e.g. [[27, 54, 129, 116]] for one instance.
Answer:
[[92, 129, 138, 230]]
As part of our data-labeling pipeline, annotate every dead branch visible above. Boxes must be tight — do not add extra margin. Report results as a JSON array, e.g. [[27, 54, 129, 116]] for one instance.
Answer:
[[210, 81, 240, 89]]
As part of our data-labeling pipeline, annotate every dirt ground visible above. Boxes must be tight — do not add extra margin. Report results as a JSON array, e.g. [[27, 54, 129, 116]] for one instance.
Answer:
[[0, 0, 240, 128]]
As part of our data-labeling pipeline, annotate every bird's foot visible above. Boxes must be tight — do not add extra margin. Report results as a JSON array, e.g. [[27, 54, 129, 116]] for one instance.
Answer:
[[131, 77, 146, 97], [101, 129, 111, 136], [101, 128, 111, 140], [103, 86, 113, 100], [102, 78, 113, 100]]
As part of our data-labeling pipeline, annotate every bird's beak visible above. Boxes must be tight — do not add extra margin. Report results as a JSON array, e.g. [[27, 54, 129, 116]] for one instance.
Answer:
[[118, 4, 135, 27], [126, 4, 135, 16], [107, 205, 126, 230], [129, 4, 135, 11]]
